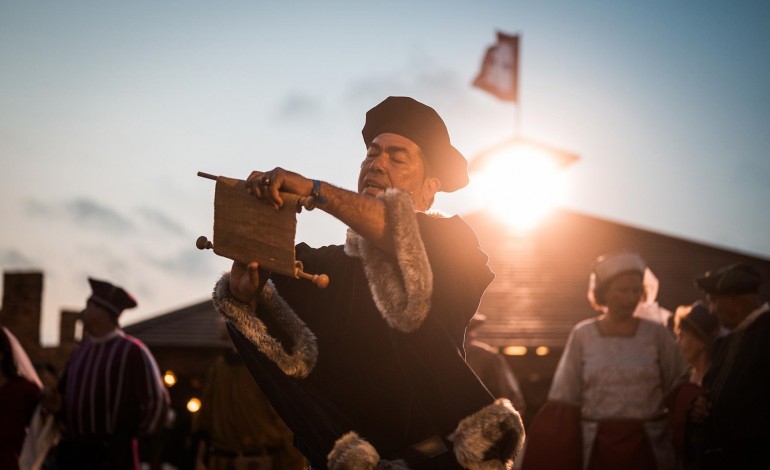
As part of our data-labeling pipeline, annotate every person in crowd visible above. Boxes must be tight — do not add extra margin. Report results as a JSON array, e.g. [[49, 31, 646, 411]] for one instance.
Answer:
[[668, 301, 718, 469], [1, 324, 42, 388], [690, 263, 770, 469], [193, 319, 306, 470], [465, 312, 526, 417], [522, 251, 688, 470], [674, 301, 717, 387], [633, 267, 674, 328], [19, 362, 61, 470], [0, 327, 42, 469], [52, 277, 169, 470], [213, 96, 524, 469]]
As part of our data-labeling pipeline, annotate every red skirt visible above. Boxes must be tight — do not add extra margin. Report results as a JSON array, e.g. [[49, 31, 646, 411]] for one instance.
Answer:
[[588, 420, 656, 470], [522, 401, 658, 470]]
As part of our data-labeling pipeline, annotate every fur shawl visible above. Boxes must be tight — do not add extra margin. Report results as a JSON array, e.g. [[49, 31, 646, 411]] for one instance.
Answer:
[[212, 274, 317, 378], [344, 188, 433, 333]]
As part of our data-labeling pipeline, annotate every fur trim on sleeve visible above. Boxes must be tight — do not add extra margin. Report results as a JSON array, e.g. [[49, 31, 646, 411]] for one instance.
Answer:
[[448, 399, 525, 470], [343, 189, 433, 333], [212, 273, 317, 378], [327, 432, 409, 470]]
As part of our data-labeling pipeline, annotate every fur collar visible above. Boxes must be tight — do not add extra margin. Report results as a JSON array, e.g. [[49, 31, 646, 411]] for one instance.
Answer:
[[212, 274, 318, 378], [327, 398, 524, 469], [449, 398, 525, 470], [327, 432, 409, 470], [344, 189, 433, 333]]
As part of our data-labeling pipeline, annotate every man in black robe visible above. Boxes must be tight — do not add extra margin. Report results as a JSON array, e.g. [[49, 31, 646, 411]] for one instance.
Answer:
[[212, 96, 524, 469], [693, 263, 770, 469]]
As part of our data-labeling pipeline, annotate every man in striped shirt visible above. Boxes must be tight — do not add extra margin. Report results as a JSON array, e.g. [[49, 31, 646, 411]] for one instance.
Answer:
[[54, 278, 169, 470]]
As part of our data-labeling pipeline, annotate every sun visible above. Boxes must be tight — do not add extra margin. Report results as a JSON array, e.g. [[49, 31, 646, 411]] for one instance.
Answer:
[[471, 140, 571, 230]]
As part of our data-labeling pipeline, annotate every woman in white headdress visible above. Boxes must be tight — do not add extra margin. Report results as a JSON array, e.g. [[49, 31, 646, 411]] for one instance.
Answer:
[[522, 252, 689, 470]]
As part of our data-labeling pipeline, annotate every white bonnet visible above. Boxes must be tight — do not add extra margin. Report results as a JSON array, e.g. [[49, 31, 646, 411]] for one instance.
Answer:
[[587, 252, 647, 308]]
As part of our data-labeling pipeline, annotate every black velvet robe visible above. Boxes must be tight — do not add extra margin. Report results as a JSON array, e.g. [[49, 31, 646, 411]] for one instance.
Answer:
[[228, 211, 495, 469]]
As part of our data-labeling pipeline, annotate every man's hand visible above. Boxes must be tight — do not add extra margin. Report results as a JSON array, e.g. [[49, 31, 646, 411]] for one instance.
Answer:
[[690, 393, 711, 424], [229, 261, 270, 306], [41, 387, 62, 415], [246, 167, 313, 210], [244, 166, 393, 252]]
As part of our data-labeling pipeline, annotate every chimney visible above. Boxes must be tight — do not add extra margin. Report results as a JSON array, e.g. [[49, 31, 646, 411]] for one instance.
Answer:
[[1, 272, 43, 357]]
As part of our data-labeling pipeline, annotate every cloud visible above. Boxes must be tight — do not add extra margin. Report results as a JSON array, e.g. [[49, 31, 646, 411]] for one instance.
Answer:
[[26, 197, 134, 234], [24, 199, 54, 216], [135, 206, 187, 236], [274, 92, 323, 121], [341, 56, 468, 109], [64, 198, 133, 233], [0, 249, 39, 269], [344, 75, 408, 103], [142, 248, 216, 277]]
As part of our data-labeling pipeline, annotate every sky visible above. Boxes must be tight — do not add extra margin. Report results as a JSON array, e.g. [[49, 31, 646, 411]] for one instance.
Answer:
[[1, 1, 769, 345]]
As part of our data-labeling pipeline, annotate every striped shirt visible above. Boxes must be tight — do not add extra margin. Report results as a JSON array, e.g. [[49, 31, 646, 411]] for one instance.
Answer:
[[60, 330, 168, 439]]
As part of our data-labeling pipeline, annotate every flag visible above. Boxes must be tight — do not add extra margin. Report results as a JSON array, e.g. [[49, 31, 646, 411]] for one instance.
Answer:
[[473, 32, 519, 102]]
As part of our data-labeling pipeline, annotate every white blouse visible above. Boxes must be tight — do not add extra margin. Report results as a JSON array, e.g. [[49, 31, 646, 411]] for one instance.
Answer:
[[548, 317, 689, 469]]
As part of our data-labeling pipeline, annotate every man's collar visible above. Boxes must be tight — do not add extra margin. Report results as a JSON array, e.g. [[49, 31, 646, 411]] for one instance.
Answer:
[[86, 329, 122, 343], [734, 302, 770, 331]]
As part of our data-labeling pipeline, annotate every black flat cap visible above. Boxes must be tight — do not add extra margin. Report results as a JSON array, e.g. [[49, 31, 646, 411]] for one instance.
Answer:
[[88, 277, 137, 317], [675, 301, 719, 344], [362, 96, 468, 192], [695, 263, 762, 295]]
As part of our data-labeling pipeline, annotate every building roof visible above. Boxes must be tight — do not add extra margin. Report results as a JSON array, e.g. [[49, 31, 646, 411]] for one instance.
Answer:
[[123, 299, 228, 348]]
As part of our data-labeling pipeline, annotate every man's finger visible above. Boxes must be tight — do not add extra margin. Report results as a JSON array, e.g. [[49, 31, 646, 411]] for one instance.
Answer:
[[247, 261, 261, 288], [246, 171, 264, 195]]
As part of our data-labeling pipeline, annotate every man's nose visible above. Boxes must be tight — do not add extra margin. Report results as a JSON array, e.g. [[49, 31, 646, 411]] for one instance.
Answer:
[[367, 154, 387, 172]]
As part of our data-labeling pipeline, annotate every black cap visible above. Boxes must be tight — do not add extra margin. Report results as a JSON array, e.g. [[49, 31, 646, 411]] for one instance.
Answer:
[[695, 263, 762, 295], [675, 301, 719, 344], [362, 96, 468, 192], [88, 277, 137, 317]]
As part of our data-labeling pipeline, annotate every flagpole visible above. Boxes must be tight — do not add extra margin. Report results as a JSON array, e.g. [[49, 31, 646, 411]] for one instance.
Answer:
[[514, 34, 522, 137]]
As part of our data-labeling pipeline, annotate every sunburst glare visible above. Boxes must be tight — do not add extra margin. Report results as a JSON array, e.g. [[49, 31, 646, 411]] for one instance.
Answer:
[[472, 140, 571, 230]]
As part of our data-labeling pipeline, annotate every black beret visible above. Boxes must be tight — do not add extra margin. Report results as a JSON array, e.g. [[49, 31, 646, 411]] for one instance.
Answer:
[[88, 277, 137, 317], [675, 301, 719, 344], [695, 263, 762, 295], [362, 96, 468, 192]]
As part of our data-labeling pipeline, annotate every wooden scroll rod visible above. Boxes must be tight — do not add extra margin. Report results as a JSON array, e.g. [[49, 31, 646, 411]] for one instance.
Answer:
[[197, 172, 319, 212], [196, 235, 329, 288]]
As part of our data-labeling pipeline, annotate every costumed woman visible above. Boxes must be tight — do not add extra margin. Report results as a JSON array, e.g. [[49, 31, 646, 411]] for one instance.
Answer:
[[668, 301, 718, 469], [521, 251, 689, 470], [0, 327, 42, 469]]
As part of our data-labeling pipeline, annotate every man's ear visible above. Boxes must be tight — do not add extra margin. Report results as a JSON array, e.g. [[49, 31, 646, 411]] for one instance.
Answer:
[[425, 176, 441, 195], [419, 176, 441, 210]]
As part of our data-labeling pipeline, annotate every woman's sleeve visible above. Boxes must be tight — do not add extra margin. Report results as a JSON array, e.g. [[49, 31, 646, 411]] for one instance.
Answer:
[[521, 326, 586, 470], [520, 401, 582, 470], [548, 327, 584, 406], [657, 326, 689, 394]]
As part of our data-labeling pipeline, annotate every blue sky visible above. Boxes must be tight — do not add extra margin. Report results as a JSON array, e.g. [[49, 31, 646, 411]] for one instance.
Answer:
[[1, 1, 769, 344]]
